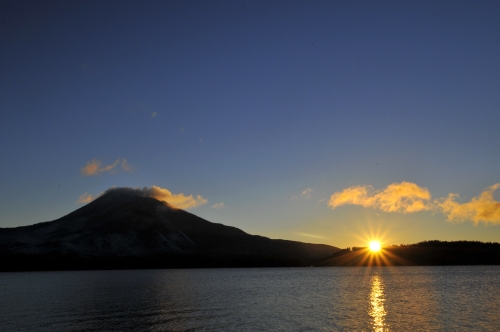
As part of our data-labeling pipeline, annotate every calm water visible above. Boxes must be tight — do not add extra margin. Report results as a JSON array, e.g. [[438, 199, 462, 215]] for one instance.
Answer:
[[1, 266, 499, 331]]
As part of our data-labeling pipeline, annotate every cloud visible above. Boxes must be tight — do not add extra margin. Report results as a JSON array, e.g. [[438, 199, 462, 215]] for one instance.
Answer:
[[81, 159, 134, 176], [142, 186, 207, 209], [437, 183, 500, 225], [77, 186, 208, 209], [314, 198, 327, 207], [328, 181, 500, 225], [76, 192, 95, 204], [108, 186, 207, 209], [120, 159, 133, 172], [328, 182, 432, 213], [211, 202, 226, 209], [295, 232, 326, 239], [291, 188, 313, 200]]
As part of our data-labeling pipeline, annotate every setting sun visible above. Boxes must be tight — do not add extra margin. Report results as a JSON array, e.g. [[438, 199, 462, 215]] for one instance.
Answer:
[[369, 241, 381, 252]]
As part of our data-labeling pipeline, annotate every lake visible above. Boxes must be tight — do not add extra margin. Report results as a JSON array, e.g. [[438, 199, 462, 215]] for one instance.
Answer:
[[1, 266, 499, 331]]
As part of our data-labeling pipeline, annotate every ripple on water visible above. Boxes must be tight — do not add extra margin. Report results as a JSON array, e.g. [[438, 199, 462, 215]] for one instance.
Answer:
[[0, 266, 499, 331]]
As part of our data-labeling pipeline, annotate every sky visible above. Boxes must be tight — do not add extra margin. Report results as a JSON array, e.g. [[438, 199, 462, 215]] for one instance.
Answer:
[[1, 0, 499, 248]]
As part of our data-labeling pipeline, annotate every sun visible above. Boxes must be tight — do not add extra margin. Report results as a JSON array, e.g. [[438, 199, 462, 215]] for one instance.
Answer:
[[369, 241, 381, 252]]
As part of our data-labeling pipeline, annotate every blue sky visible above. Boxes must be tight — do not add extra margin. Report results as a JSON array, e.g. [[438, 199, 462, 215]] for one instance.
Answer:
[[1, 0, 499, 248]]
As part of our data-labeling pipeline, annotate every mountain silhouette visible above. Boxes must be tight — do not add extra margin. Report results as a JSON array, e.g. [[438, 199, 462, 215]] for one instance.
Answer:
[[0, 188, 339, 271], [317, 241, 500, 266]]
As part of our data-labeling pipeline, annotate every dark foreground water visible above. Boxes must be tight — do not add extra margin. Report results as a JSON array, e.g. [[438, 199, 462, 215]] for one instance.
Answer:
[[1, 266, 499, 331]]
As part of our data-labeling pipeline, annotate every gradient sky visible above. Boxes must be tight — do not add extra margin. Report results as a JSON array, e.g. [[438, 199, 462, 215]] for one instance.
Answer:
[[1, 0, 499, 248]]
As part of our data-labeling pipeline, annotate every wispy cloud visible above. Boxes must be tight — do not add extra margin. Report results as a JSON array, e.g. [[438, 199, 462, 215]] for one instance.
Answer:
[[437, 183, 500, 225], [120, 159, 133, 172], [81, 159, 134, 176], [211, 202, 226, 209], [329, 182, 432, 213], [77, 185, 208, 209], [76, 192, 95, 204], [291, 188, 313, 200], [295, 232, 327, 239], [314, 198, 327, 207]]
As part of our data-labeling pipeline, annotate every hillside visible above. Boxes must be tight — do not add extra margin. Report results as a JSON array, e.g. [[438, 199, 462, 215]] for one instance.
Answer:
[[317, 241, 500, 266], [0, 188, 339, 271]]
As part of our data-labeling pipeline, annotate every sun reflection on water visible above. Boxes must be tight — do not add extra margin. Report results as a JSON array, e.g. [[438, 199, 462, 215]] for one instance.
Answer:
[[369, 274, 388, 331]]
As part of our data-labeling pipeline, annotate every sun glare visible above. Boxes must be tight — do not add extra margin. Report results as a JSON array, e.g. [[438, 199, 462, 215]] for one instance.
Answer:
[[369, 241, 381, 252]]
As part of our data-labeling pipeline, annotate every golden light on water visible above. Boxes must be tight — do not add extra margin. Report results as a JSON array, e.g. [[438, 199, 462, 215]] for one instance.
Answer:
[[369, 241, 381, 252], [369, 274, 387, 331]]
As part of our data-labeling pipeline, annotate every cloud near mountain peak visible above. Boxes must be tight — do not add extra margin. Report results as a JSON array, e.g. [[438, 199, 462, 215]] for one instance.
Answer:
[[134, 186, 207, 209], [78, 186, 207, 209]]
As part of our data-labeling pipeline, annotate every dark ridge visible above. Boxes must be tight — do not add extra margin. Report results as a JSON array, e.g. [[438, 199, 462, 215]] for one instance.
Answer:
[[317, 241, 500, 267], [407, 240, 500, 248], [0, 189, 339, 271]]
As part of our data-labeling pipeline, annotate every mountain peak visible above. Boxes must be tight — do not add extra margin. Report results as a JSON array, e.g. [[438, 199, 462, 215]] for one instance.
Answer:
[[0, 187, 339, 271]]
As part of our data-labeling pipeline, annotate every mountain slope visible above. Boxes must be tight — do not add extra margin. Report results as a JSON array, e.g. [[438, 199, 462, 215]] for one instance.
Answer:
[[0, 188, 339, 271]]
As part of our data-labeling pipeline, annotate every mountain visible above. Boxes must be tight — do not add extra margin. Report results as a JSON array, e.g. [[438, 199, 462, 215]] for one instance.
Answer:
[[0, 188, 339, 271]]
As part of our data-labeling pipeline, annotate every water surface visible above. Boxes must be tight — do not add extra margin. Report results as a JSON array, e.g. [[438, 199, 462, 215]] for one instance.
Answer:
[[1, 266, 499, 331]]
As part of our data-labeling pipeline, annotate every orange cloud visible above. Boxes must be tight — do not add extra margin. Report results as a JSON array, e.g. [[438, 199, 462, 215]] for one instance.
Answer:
[[329, 181, 500, 225], [77, 186, 207, 209], [142, 186, 207, 209], [76, 192, 95, 204], [329, 182, 432, 213], [81, 159, 134, 176], [437, 184, 500, 225]]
